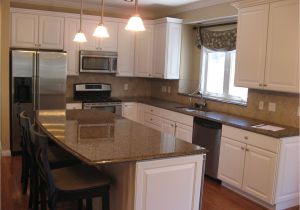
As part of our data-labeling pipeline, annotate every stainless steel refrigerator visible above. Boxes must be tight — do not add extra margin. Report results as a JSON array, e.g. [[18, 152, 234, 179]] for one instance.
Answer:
[[10, 50, 67, 154]]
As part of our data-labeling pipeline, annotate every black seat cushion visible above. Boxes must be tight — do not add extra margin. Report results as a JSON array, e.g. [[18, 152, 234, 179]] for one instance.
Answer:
[[52, 165, 111, 192], [48, 146, 81, 168]]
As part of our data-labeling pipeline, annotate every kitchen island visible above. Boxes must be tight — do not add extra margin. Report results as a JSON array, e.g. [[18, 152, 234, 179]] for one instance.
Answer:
[[36, 109, 206, 210]]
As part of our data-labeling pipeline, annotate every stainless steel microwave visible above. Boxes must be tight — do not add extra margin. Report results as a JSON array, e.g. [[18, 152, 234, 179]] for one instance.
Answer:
[[80, 50, 117, 73]]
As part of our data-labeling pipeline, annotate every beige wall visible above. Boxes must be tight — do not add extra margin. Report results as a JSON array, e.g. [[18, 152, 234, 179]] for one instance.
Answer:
[[1, 0, 10, 151]]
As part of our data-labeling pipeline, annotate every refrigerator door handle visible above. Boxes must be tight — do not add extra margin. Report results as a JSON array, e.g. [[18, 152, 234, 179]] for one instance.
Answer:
[[33, 52, 38, 111]]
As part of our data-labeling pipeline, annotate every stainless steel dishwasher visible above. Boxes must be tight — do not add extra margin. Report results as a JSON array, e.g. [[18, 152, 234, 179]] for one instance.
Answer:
[[192, 117, 222, 180]]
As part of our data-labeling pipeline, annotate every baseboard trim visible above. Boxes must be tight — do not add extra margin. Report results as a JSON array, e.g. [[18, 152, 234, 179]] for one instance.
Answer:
[[1, 150, 11, 157]]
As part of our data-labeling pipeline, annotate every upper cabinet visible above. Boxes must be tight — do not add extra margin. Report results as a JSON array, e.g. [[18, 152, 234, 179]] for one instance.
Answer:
[[234, 0, 299, 93], [135, 24, 154, 77], [80, 18, 118, 52], [11, 11, 64, 49], [116, 23, 135, 77], [153, 19, 182, 79]]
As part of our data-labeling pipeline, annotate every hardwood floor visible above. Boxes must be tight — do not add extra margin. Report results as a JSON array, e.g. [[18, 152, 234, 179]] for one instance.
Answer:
[[1, 156, 299, 210]]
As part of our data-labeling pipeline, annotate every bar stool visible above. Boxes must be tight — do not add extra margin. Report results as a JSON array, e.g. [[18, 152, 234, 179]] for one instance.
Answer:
[[30, 124, 112, 210], [19, 111, 80, 197]]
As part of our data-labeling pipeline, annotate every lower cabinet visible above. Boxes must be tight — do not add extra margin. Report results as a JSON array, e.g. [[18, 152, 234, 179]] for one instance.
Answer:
[[135, 155, 204, 210], [122, 102, 138, 122], [218, 125, 300, 209]]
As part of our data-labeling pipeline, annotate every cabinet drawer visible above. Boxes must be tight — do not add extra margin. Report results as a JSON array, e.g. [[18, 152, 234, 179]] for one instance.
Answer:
[[66, 103, 82, 110], [222, 125, 279, 153], [144, 113, 162, 127], [144, 105, 161, 116]]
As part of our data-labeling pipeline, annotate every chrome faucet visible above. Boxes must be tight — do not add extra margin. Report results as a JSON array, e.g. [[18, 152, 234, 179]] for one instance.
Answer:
[[188, 88, 207, 110]]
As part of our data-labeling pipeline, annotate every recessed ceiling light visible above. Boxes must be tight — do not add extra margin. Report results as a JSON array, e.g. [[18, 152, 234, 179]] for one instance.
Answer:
[[124, 0, 134, 2]]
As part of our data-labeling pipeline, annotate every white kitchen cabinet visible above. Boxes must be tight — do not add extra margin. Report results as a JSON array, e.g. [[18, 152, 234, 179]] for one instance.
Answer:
[[11, 12, 64, 49], [152, 19, 182, 79], [38, 15, 64, 49], [175, 123, 193, 143], [234, 4, 269, 89], [242, 145, 277, 204], [11, 13, 39, 48], [122, 102, 138, 122], [161, 118, 176, 136], [134, 24, 154, 78], [135, 155, 204, 210], [64, 18, 80, 76], [234, 0, 299, 93], [264, 0, 299, 93], [117, 23, 135, 77], [218, 137, 246, 189], [218, 125, 300, 209], [81, 19, 118, 52]]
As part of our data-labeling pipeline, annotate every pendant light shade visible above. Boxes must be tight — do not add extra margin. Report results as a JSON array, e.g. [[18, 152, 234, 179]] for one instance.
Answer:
[[93, 0, 110, 38], [125, 0, 145, 31], [74, 0, 87, 43], [73, 32, 87, 42], [125, 15, 145, 31]]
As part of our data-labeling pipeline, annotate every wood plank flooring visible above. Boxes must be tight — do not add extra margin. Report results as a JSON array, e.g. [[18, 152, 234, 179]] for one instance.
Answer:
[[1, 156, 299, 210]]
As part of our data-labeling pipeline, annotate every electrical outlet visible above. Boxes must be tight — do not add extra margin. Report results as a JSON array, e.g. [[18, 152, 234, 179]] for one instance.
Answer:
[[258, 101, 264, 110], [124, 83, 128, 91], [167, 86, 171, 94], [268, 102, 276, 112], [162, 86, 167, 93]]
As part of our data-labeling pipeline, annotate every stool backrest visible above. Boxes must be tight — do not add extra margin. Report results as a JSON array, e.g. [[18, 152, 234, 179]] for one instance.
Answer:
[[29, 125, 56, 196], [19, 111, 32, 156]]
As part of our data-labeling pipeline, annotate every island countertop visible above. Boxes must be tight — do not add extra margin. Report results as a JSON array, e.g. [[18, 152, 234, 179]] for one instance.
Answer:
[[36, 110, 206, 166]]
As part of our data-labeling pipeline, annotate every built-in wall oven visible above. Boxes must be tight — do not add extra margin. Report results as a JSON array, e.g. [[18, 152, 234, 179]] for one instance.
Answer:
[[80, 51, 117, 73], [74, 83, 122, 115]]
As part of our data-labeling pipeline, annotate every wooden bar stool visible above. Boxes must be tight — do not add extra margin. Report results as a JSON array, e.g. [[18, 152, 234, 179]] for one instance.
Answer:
[[30, 125, 112, 210]]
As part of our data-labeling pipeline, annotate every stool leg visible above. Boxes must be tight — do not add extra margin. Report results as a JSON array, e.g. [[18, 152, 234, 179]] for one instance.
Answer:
[[86, 198, 93, 210], [78, 199, 83, 210], [102, 190, 110, 210]]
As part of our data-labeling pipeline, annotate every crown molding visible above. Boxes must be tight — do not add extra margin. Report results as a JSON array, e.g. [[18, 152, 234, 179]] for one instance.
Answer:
[[161, 0, 238, 16]]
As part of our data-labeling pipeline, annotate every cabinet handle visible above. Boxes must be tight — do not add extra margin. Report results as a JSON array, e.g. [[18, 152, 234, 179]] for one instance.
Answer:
[[259, 83, 263, 87], [244, 136, 248, 140], [150, 109, 153, 112], [246, 148, 249, 152], [241, 147, 245, 150], [171, 124, 174, 127], [263, 84, 267, 87], [150, 118, 152, 121]]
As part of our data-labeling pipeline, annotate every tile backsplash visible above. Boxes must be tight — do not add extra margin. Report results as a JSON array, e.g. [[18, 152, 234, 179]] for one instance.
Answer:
[[150, 79, 300, 128], [67, 74, 152, 98]]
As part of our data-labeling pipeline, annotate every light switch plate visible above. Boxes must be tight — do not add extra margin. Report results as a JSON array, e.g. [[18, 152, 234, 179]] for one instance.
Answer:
[[258, 101, 264, 110], [268, 102, 276, 112], [124, 83, 128, 91]]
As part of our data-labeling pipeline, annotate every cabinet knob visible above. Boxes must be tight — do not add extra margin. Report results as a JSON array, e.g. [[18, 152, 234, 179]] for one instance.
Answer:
[[259, 84, 263, 87], [150, 109, 153, 112], [263, 84, 267, 87], [246, 148, 249, 152], [241, 147, 245, 150], [150, 118, 152, 121], [244, 136, 248, 140]]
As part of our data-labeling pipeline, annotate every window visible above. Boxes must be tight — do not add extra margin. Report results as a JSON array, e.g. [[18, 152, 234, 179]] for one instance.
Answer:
[[200, 47, 248, 104]]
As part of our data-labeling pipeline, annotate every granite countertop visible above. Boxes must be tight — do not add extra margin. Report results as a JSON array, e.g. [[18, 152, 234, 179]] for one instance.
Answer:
[[120, 97, 299, 138], [36, 110, 206, 166]]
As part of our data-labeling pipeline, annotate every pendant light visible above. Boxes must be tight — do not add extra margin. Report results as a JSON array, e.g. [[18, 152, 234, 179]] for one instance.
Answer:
[[74, 0, 87, 42], [93, 0, 110, 38], [125, 0, 145, 31]]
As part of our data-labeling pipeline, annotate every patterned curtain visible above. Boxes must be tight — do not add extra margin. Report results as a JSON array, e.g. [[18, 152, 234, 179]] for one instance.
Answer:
[[195, 26, 237, 52]]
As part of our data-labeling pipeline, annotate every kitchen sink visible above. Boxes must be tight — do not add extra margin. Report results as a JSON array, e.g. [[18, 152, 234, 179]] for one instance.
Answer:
[[174, 106, 209, 113]]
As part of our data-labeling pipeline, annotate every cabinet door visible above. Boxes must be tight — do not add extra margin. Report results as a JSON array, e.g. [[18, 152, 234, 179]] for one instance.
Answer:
[[81, 19, 99, 51], [64, 18, 80, 76], [122, 103, 138, 122], [235, 5, 269, 89], [38, 15, 64, 49], [218, 137, 246, 189], [153, 23, 166, 78], [175, 123, 193, 143], [264, 0, 299, 93], [161, 118, 176, 136], [242, 145, 277, 204], [135, 155, 204, 210], [117, 23, 135, 77], [99, 21, 118, 51], [135, 24, 154, 77], [11, 13, 39, 48], [165, 23, 181, 79]]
